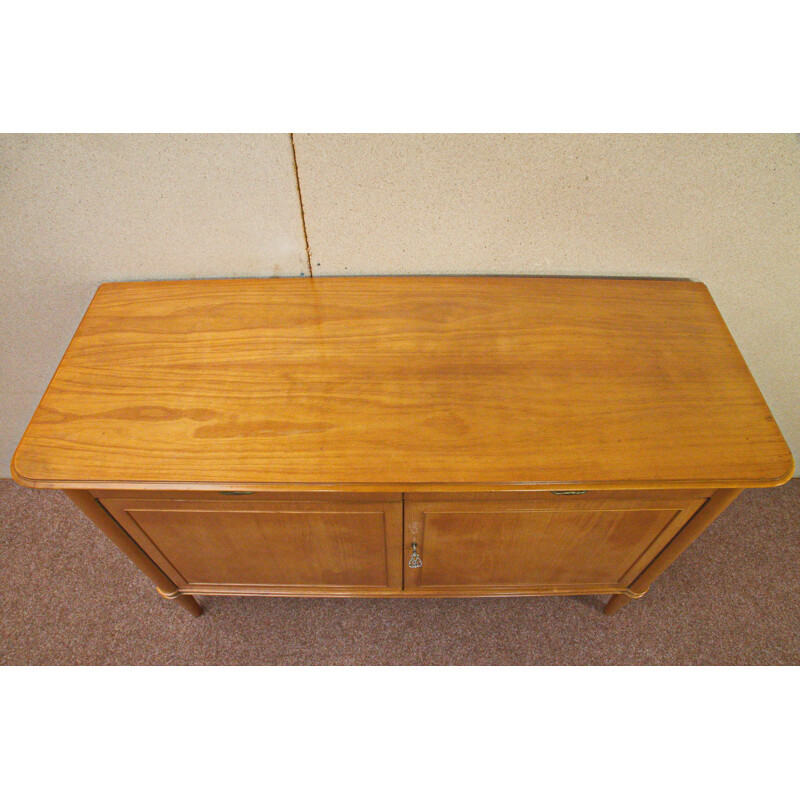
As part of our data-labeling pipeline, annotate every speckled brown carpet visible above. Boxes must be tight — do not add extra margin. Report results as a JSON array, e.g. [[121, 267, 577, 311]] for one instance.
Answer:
[[1, 479, 798, 665]]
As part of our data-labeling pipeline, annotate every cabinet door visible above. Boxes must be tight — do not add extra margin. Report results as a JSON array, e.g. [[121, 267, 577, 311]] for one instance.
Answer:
[[404, 495, 704, 595], [100, 496, 403, 594]]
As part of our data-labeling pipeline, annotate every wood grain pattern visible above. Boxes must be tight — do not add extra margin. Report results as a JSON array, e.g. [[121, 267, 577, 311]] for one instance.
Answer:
[[403, 496, 703, 591], [100, 496, 403, 591], [12, 276, 793, 490]]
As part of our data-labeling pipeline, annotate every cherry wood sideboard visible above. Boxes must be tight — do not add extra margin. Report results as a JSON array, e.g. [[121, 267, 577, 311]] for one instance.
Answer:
[[12, 277, 793, 617]]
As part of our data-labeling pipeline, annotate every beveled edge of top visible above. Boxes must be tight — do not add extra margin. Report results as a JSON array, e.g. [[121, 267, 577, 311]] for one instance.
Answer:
[[10, 465, 796, 493]]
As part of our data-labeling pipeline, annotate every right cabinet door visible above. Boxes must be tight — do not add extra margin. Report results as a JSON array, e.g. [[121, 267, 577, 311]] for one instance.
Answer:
[[403, 493, 706, 595]]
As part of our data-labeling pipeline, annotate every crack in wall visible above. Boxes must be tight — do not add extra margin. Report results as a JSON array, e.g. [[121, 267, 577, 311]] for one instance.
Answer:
[[289, 133, 313, 277]]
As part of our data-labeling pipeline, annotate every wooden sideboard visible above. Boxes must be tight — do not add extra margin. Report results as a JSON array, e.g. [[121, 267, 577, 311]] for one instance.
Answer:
[[11, 277, 793, 617]]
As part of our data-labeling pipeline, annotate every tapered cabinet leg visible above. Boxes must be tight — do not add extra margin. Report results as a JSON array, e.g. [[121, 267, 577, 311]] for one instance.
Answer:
[[176, 594, 203, 617], [157, 587, 203, 617], [64, 490, 204, 618], [603, 593, 632, 615], [603, 488, 742, 616]]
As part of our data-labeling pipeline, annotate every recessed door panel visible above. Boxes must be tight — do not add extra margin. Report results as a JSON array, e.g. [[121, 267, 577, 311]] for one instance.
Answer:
[[404, 497, 704, 593], [101, 497, 403, 591]]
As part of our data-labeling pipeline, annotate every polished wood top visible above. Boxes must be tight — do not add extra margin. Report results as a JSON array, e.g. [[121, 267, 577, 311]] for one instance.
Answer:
[[12, 276, 793, 490]]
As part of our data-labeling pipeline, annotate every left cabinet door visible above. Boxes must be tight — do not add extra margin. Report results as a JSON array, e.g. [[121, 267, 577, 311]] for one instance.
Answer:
[[97, 494, 403, 595]]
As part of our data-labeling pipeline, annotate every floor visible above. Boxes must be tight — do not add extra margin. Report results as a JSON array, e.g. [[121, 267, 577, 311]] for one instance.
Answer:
[[1, 479, 798, 665]]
